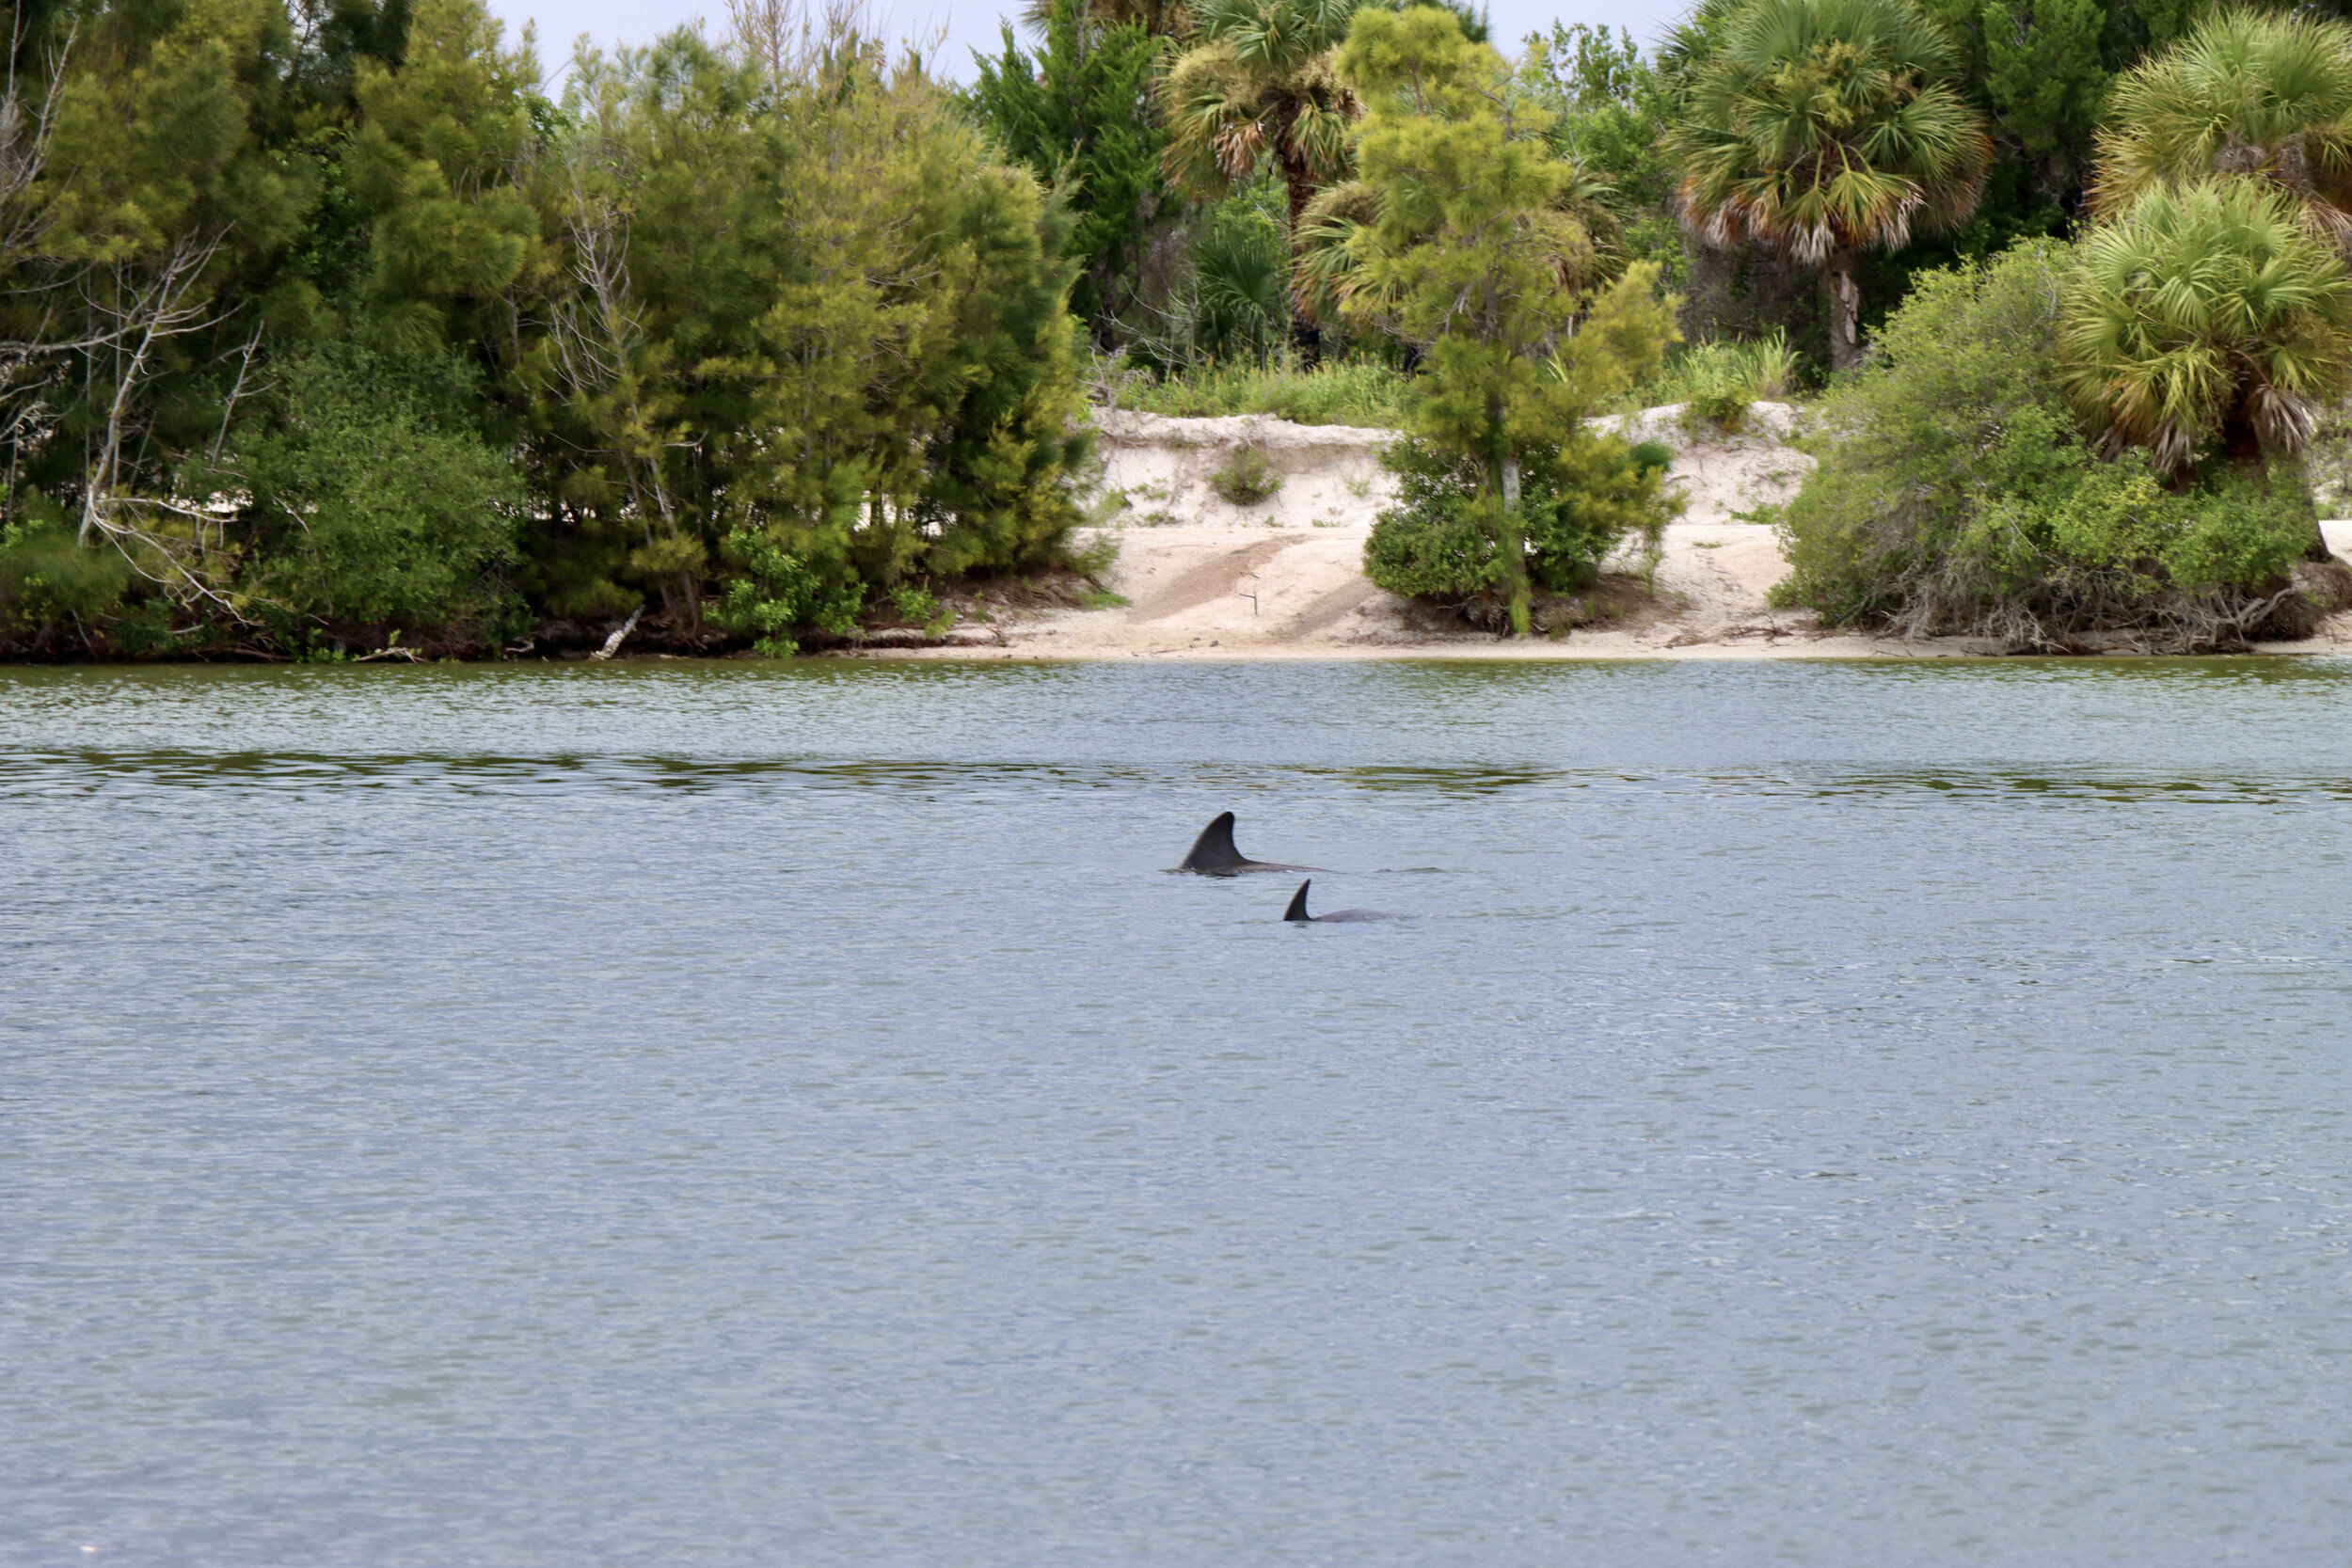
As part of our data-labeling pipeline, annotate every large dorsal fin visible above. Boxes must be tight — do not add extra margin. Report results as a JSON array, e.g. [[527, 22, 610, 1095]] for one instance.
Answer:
[[1180, 811, 1245, 873], [1282, 879, 1312, 922]]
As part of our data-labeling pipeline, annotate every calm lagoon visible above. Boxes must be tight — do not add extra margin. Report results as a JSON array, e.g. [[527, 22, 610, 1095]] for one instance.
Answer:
[[6, 657, 2352, 1565]]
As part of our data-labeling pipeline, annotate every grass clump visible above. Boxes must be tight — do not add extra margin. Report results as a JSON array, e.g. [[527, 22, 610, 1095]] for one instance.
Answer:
[[1778, 239, 2328, 652], [1121, 357, 1409, 428], [1208, 445, 1285, 505], [1645, 331, 1801, 433]]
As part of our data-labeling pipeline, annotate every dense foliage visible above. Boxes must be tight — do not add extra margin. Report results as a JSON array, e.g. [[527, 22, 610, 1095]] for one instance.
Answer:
[[1664, 0, 1992, 370], [1779, 241, 2328, 650], [1337, 8, 1681, 630], [967, 0, 1173, 341], [0, 0, 1095, 657], [10, 0, 2352, 660]]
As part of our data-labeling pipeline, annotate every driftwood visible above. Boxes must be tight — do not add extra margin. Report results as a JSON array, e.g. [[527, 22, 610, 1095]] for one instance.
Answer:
[[589, 606, 644, 660]]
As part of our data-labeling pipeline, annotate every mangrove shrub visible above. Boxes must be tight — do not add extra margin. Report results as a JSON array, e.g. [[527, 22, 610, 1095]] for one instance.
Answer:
[[223, 345, 522, 632]]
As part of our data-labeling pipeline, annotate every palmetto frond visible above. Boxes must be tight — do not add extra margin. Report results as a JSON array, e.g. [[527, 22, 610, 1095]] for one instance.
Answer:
[[1191, 203, 1293, 359], [1553, 158, 1626, 270], [2092, 9, 2352, 251], [2062, 180, 2352, 472], [1293, 178, 1383, 325], [1159, 0, 1362, 213], [1284, 73, 1355, 182], [1017, 0, 1194, 39], [1192, 0, 1360, 74], [1665, 0, 1989, 263], [1162, 40, 1265, 194]]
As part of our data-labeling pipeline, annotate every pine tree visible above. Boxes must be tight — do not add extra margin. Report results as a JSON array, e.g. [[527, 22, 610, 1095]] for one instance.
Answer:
[[1339, 5, 1677, 634], [347, 0, 544, 354], [966, 0, 1171, 341]]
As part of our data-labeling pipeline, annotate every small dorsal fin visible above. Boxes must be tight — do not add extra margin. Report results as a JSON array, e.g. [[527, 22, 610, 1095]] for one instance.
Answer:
[[1181, 811, 1244, 873], [1282, 879, 1312, 922]]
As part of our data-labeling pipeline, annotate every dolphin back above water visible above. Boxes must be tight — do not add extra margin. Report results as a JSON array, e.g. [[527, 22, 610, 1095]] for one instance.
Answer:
[[1281, 879, 1391, 924], [1179, 812, 1314, 876]]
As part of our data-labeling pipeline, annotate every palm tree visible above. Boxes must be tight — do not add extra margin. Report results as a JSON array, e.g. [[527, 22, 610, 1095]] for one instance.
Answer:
[[1663, 0, 1990, 372], [2062, 180, 2352, 475], [1190, 199, 1294, 364], [1021, 0, 1193, 40], [1160, 0, 1361, 239], [2091, 8, 2352, 252]]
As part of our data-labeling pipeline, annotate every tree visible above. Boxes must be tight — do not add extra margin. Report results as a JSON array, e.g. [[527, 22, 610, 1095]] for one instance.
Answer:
[[1780, 237, 2325, 651], [1905, 0, 2110, 219], [518, 17, 1092, 632], [1664, 0, 1991, 371], [1337, 5, 1677, 633], [1972, 0, 2107, 200], [347, 0, 545, 355], [1160, 0, 1361, 305], [2090, 8, 2352, 251], [966, 0, 1171, 341], [2062, 179, 2352, 476], [30, 0, 313, 587]]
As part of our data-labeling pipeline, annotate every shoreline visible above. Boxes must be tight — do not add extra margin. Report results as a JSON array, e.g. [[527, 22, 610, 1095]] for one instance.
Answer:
[[16, 410, 2352, 669], [853, 411, 2352, 665], [852, 630, 2352, 662]]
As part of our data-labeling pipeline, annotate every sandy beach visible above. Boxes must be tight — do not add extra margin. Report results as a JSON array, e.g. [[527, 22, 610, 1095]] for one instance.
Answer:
[[882, 406, 2352, 661]]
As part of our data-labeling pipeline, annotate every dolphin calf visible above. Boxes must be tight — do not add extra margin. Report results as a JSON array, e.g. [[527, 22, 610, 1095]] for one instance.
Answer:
[[1281, 879, 1391, 924], [1179, 812, 1316, 876]]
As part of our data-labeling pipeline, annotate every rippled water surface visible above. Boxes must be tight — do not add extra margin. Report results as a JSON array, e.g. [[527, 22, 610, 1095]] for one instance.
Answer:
[[8, 657, 2352, 1566]]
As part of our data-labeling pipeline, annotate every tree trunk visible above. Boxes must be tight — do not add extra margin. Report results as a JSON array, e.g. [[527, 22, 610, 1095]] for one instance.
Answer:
[[1279, 150, 1322, 366], [1824, 249, 1863, 373], [1497, 451, 1529, 637], [2218, 401, 2333, 559]]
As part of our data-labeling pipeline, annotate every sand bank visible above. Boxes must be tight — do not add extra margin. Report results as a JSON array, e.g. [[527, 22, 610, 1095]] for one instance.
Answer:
[[884, 407, 2352, 661]]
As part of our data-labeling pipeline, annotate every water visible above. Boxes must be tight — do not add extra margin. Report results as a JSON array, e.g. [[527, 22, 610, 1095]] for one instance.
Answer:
[[5, 657, 2352, 1566]]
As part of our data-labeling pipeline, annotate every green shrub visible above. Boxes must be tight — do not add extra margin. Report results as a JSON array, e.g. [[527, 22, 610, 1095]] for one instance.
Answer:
[[0, 512, 133, 640], [1364, 433, 1679, 610], [1629, 440, 1675, 474], [710, 526, 866, 656], [1208, 446, 1284, 505], [227, 345, 522, 628], [891, 583, 942, 626], [1779, 238, 2324, 650]]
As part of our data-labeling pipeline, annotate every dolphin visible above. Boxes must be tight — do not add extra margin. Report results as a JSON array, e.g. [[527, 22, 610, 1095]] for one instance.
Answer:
[[1281, 879, 1391, 924], [1179, 812, 1317, 876]]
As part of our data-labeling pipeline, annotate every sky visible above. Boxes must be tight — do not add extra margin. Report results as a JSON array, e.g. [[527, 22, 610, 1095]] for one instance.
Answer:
[[481, 0, 1694, 87]]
